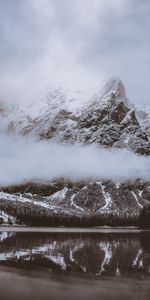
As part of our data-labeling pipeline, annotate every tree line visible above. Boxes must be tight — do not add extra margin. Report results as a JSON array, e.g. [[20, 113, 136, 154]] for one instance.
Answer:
[[0, 199, 142, 227]]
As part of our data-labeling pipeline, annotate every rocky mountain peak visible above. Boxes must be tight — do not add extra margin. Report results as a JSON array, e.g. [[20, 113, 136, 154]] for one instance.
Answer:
[[101, 78, 126, 101], [0, 79, 149, 155], [0, 80, 149, 223], [115, 80, 126, 99]]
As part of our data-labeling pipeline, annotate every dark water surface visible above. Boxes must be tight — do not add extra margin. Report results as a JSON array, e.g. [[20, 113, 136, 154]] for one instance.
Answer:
[[0, 229, 150, 300]]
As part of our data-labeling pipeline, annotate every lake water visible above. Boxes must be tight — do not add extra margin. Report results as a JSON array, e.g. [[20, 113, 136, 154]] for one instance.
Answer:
[[0, 228, 150, 300]]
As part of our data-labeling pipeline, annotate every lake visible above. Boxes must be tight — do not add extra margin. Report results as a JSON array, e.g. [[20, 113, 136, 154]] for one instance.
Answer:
[[0, 228, 150, 300]]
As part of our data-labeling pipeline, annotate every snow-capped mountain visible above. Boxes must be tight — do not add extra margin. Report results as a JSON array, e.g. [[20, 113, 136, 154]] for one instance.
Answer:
[[0, 79, 150, 225], [0, 79, 149, 154]]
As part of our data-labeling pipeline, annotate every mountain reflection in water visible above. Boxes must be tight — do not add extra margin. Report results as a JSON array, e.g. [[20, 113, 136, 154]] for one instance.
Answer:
[[0, 231, 150, 300], [0, 231, 150, 277]]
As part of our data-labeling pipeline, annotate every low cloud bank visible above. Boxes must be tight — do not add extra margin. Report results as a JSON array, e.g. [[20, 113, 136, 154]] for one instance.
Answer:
[[0, 136, 149, 185]]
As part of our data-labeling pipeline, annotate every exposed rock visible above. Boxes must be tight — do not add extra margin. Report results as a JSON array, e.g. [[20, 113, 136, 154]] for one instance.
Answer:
[[0, 179, 149, 218], [0, 79, 150, 222], [0, 79, 149, 155]]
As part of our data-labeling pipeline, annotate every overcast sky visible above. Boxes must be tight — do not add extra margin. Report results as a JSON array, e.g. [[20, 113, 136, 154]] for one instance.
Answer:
[[0, 0, 150, 105]]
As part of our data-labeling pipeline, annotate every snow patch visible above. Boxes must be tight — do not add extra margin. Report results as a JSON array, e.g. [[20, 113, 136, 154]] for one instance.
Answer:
[[99, 185, 112, 211], [47, 187, 68, 202], [131, 191, 143, 208], [116, 183, 121, 189]]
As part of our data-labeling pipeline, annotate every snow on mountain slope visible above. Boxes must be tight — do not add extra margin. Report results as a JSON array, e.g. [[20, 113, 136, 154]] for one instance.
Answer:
[[0, 179, 150, 220], [0, 79, 150, 223], [0, 78, 149, 155], [0, 79, 127, 133], [0, 87, 90, 137]]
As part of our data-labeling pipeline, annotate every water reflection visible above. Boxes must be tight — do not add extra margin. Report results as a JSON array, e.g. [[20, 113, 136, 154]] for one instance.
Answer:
[[0, 231, 150, 278]]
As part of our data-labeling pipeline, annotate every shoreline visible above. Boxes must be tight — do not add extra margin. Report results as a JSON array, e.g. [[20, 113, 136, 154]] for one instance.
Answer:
[[0, 226, 149, 233]]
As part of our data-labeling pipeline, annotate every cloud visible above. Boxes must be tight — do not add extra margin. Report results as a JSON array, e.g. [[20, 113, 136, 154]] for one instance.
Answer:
[[0, 136, 149, 185], [0, 0, 150, 106]]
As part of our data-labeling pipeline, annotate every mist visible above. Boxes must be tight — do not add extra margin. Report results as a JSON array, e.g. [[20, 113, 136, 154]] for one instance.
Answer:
[[0, 0, 150, 106], [0, 136, 149, 185]]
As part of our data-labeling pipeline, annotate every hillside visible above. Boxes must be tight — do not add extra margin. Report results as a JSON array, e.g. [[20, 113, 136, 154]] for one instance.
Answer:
[[0, 79, 150, 226]]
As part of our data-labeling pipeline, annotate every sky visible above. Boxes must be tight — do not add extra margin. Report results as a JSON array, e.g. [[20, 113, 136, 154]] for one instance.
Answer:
[[0, 1, 150, 185], [0, 0, 150, 106]]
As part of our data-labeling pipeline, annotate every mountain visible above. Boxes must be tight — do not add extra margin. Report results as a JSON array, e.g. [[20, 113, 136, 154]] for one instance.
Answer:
[[1, 79, 150, 154], [0, 79, 150, 226]]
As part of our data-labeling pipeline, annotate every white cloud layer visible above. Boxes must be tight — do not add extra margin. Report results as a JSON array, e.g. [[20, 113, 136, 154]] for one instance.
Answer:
[[0, 136, 149, 185]]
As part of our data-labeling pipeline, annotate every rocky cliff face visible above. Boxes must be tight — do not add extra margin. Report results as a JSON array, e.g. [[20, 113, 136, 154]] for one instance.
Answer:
[[0, 79, 150, 224], [2, 79, 149, 154]]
